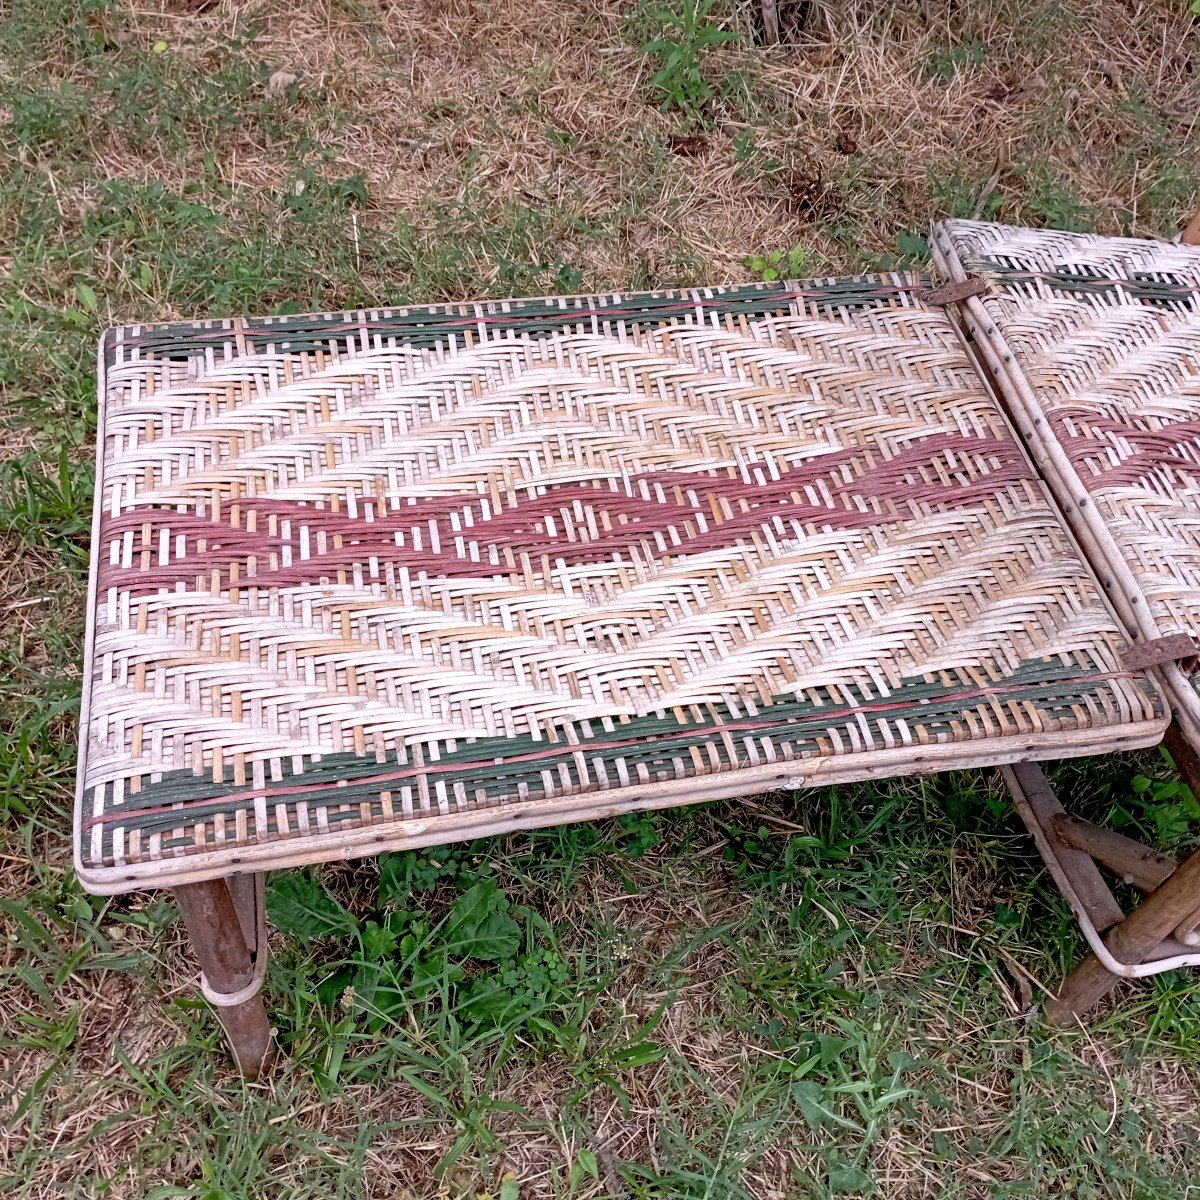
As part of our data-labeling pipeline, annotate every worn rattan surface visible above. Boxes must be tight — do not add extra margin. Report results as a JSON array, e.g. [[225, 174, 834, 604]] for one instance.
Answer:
[[937, 220, 1200, 732], [76, 276, 1165, 892]]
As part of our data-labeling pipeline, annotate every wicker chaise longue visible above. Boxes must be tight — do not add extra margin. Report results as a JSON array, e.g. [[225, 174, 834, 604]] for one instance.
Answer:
[[74, 220, 1200, 1077]]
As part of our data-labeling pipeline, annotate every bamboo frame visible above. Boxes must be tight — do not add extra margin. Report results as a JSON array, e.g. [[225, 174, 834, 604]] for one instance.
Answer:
[[75, 275, 1163, 895]]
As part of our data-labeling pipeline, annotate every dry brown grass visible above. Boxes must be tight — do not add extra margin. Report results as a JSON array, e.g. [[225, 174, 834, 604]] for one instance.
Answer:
[[9, 813, 1200, 1199], [9, 0, 1200, 300]]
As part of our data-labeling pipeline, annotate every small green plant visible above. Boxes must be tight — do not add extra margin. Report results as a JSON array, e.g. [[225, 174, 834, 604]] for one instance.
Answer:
[[732, 127, 756, 162], [932, 170, 1004, 222], [641, 0, 739, 117], [1017, 162, 1094, 231], [1130, 772, 1200, 850], [0, 451, 94, 566], [267, 852, 585, 1058], [731, 127, 782, 179], [743, 245, 806, 281], [894, 230, 931, 263], [613, 810, 662, 858], [924, 38, 986, 81], [568, 1010, 668, 1113]]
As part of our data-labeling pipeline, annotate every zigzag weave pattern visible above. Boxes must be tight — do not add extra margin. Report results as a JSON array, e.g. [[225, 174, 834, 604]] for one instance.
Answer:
[[76, 277, 1163, 889]]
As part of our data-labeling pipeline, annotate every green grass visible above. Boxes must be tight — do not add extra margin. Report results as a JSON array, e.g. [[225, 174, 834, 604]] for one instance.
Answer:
[[7, 772, 1200, 1197], [4, 0, 1200, 1196]]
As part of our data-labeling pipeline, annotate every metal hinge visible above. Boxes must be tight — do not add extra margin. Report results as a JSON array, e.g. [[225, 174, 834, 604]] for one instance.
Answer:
[[922, 275, 989, 305], [1121, 632, 1199, 671]]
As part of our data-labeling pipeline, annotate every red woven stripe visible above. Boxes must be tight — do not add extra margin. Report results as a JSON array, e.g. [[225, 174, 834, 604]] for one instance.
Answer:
[[99, 434, 1031, 595], [1050, 408, 1200, 491]]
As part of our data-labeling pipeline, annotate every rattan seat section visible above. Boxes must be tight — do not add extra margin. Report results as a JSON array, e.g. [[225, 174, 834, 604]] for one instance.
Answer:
[[75, 277, 1166, 893], [935, 221, 1200, 740]]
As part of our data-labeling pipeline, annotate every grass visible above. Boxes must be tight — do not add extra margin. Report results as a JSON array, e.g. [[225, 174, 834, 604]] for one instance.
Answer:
[[3, 0, 1200, 1196]]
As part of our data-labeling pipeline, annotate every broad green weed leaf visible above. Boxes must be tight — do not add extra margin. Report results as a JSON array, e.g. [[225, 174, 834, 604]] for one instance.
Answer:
[[443, 880, 519, 961], [361, 920, 397, 960], [792, 1080, 861, 1133], [572, 1148, 598, 1184], [267, 872, 357, 939], [828, 1157, 874, 1194]]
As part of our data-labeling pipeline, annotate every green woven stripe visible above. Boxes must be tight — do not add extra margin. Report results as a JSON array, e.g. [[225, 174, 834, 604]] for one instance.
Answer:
[[980, 260, 1200, 310], [86, 656, 1155, 860], [104, 277, 924, 365]]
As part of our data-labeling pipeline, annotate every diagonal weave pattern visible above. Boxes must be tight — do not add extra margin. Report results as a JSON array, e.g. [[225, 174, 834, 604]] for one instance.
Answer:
[[76, 277, 1165, 892], [937, 220, 1200, 720]]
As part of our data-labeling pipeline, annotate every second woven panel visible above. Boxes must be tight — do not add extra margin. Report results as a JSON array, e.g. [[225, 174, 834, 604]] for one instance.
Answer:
[[935, 219, 1200, 738]]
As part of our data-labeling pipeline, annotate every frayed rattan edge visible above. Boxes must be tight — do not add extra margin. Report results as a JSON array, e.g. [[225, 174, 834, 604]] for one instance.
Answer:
[[76, 718, 1167, 894]]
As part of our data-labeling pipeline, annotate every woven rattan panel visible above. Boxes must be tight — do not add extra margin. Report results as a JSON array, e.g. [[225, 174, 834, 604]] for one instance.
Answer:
[[76, 277, 1165, 892], [936, 220, 1200, 736]]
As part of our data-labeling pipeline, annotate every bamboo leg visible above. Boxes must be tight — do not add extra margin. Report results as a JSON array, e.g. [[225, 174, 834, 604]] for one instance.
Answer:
[[1005, 762, 1125, 934], [225, 872, 261, 953], [1164, 722, 1200, 802], [174, 878, 274, 1078], [1046, 842, 1200, 1026], [1050, 814, 1176, 892]]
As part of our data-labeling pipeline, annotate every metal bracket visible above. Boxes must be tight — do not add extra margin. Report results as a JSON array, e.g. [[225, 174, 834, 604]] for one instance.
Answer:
[[1120, 632, 1198, 670], [922, 275, 989, 305]]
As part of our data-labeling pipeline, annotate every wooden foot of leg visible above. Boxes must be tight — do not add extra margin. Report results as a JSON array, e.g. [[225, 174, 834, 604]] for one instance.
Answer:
[[174, 877, 274, 1078]]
